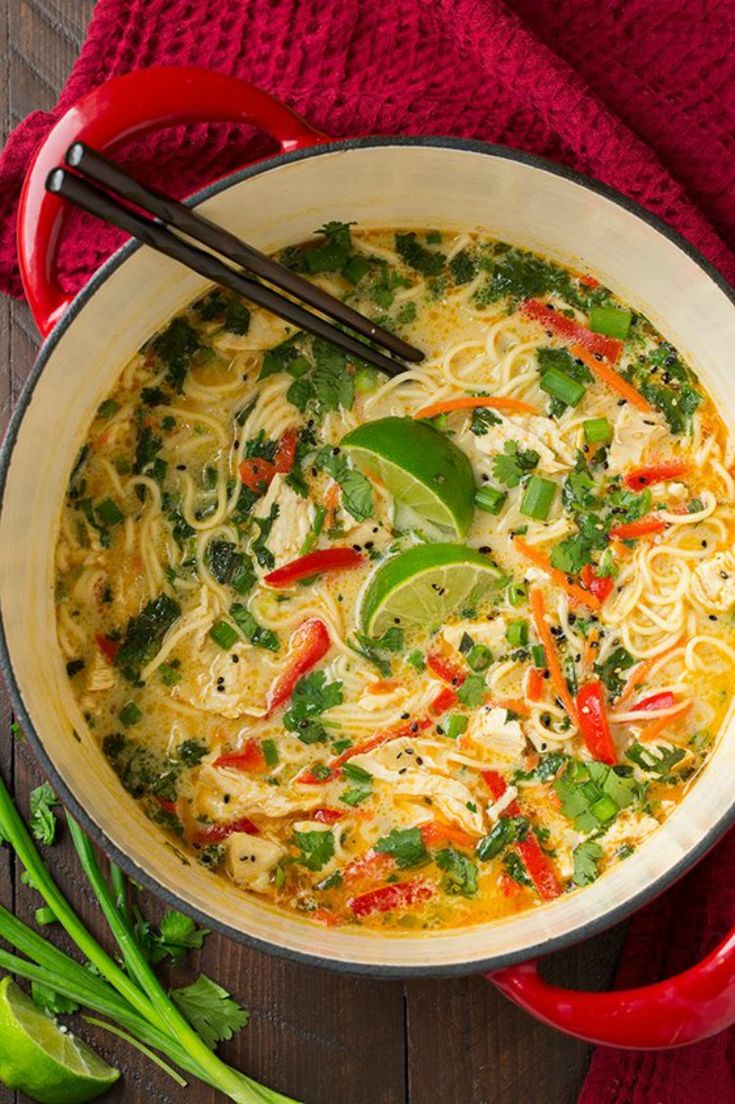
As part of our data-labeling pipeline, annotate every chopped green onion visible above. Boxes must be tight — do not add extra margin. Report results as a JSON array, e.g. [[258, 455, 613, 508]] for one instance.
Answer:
[[506, 619, 529, 647], [34, 906, 57, 926], [474, 485, 507, 515], [445, 714, 469, 740], [520, 476, 556, 521], [262, 739, 279, 769], [406, 649, 425, 672], [589, 305, 632, 339], [96, 498, 124, 526], [354, 367, 379, 394], [458, 632, 474, 654], [96, 399, 119, 419], [508, 580, 527, 607], [589, 794, 618, 822], [531, 644, 547, 668], [540, 368, 585, 407], [208, 620, 238, 650], [583, 417, 612, 445], [467, 644, 493, 672], [118, 701, 142, 727]]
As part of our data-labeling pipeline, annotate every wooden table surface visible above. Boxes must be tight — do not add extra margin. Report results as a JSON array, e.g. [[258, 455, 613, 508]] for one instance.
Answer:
[[0, 4, 628, 1101]]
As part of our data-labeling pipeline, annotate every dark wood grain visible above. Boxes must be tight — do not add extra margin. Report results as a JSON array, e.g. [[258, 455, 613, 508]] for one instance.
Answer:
[[0, 5, 628, 1102]]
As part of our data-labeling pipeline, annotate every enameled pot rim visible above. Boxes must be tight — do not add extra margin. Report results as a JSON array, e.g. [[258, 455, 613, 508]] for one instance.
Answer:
[[2, 135, 734, 977]]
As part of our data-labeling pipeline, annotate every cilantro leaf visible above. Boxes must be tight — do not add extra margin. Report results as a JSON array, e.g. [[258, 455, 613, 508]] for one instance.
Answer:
[[435, 847, 479, 897], [572, 840, 603, 886], [456, 675, 487, 708], [315, 448, 373, 521], [29, 783, 59, 845], [470, 406, 501, 435], [312, 340, 354, 413], [170, 974, 249, 1049], [375, 827, 428, 869], [626, 741, 687, 779], [250, 503, 279, 569], [492, 441, 539, 488], [31, 982, 79, 1017], [350, 626, 404, 677], [293, 829, 335, 871], [148, 317, 203, 392], [395, 232, 446, 276], [594, 646, 635, 697], [283, 671, 343, 744], [115, 594, 181, 678]]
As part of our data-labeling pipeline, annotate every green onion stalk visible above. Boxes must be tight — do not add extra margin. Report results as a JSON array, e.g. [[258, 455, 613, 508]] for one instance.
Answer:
[[0, 771, 299, 1104]]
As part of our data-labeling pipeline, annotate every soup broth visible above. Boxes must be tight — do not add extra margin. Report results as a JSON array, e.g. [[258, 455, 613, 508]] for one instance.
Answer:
[[55, 225, 735, 930]]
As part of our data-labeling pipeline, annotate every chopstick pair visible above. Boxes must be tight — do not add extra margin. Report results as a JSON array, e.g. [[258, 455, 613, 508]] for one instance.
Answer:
[[45, 143, 425, 377]]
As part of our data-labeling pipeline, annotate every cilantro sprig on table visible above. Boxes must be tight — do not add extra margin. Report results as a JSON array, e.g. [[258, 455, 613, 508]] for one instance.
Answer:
[[0, 768, 294, 1103]]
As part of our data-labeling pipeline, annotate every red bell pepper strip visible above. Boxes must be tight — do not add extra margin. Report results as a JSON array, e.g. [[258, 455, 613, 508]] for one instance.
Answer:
[[348, 879, 435, 917], [239, 455, 276, 492], [516, 834, 564, 902], [429, 686, 459, 716], [273, 426, 297, 473], [312, 808, 344, 825], [343, 849, 394, 883], [521, 299, 623, 363], [579, 274, 599, 289], [576, 680, 617, 764], [213, 737, 267, 773], [264, 547, 363, 588], [239, 427, 297, 491], [630, 691, 677, 713], [426, 651, 466, 686], [624, 461, 689, 492], [481, 771, 561, 901], [154, 795, 178, 817], [580, 563, 615, 604], [192, 816, 258, 845], [95, 633, 120, 663], [420, 821, 477, 849], [608, 515, 667, 540], [265, 617, 331, 716]]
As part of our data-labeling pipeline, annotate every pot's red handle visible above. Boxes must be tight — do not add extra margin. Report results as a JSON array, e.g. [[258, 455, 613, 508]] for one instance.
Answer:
[[17, 65, 325, 337], [487, 924, 735, 1049]]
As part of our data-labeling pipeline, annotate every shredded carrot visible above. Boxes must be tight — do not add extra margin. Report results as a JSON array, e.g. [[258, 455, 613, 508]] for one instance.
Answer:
[[420, 821, 477, 849], [413, 395, 538, 420], [617, 640, 682, 706], [527, 668, 544, 701], [610, 538, 631, 559], [583, 627, 600, 668], [529, 587, 578, 724], [569, 342, 652, 413], [324, 482, 341, 529], [514, 537, 601, 610], [638, 701, 692, 743], [489, 697, 530, 718], [367, 679, 400, 694]]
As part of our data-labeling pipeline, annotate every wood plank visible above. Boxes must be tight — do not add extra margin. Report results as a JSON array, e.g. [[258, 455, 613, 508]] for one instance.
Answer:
[[405, 926, 626, 1104]]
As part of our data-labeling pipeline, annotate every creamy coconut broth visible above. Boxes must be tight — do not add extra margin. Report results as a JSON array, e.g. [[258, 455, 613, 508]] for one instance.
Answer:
[[55, 226, 735, 930]]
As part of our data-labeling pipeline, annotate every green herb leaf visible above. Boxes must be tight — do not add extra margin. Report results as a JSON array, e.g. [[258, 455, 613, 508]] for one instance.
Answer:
[[572, 840, 603, 886], [170, 974, 249, 1049], [435, 847, 478, 896], [29, 783, 59, 846], [293, 829, 335, 871], [375, 827, 428, 869]]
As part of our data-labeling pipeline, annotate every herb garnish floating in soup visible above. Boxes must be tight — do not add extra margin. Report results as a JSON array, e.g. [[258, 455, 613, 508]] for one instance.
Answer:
[[56, 224, 735, 929]]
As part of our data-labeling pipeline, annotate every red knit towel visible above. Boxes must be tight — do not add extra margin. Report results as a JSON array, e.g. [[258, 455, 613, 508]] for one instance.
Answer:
[[1, 3, 734, 1101]]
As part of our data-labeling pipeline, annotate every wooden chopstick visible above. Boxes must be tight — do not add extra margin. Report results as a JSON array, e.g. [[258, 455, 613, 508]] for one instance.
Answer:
[[65, 142, 424, 367]]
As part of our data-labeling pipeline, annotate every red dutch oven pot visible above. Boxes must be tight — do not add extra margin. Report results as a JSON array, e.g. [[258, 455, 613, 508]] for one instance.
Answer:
[[3, 66, 735, 1050]]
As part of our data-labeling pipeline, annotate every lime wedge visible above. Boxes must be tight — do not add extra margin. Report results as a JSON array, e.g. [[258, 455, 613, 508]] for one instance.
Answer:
[[342, 417, 475, 538], [0, 977, 119, 1104], [360, 543, 503, 636]]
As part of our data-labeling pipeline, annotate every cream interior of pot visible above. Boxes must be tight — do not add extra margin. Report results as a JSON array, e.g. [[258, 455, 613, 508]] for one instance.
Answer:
[[3, 143, 735, 972]]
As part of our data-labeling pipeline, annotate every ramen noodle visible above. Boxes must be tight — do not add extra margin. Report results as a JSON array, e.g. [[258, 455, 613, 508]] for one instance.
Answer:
[[55, 225, 735, 930]]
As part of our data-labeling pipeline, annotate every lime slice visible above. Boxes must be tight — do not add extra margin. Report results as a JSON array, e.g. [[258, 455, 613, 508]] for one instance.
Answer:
[[0, 977, 119, 1104], [342, 417, 475, 538], [360, 543, 503, 636]]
